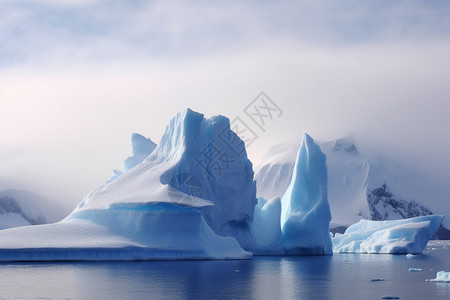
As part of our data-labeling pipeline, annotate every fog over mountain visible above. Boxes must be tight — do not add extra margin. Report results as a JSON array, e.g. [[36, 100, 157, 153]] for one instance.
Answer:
[[1, 0, 449, 212]]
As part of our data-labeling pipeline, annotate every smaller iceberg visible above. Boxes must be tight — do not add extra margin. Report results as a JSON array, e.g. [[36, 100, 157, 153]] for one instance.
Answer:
[[408, 268, 423, 272], [332, 215, 444, 254], [426, 271, 450, 282], [0, 109, 253, 261], [280, 133, 333, 255]]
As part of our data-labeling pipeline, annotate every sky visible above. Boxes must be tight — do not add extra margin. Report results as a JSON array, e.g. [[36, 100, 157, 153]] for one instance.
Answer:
[[1, 0, 450, 211]]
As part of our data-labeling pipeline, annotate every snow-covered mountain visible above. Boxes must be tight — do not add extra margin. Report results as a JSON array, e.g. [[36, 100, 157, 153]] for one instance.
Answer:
[[255, 138, 449, 238], [0, 189, 66, 229]]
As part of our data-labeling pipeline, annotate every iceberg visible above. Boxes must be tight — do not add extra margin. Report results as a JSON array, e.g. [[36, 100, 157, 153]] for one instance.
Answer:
[[280, 134, 333, 255], [107, 133, 156, 182], [0, 109, 254, 261], [332, 215, 444, 254], [250, 197, 283, 254], [426, 271, 450, 282], [408, 268, 423, 272], [254, 138, 447, 237], [124, 133, 157, 172]]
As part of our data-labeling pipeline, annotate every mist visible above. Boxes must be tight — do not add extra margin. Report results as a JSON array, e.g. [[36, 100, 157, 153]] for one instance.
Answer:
[[1, 0, 449, 211]]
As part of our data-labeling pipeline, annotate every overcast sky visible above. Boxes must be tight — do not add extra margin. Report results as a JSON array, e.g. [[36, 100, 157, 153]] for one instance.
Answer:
[[1, 0, 449, 210]]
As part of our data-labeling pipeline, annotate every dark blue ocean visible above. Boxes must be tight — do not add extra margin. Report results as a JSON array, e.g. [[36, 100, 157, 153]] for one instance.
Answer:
[[0, 241, 449, 299]]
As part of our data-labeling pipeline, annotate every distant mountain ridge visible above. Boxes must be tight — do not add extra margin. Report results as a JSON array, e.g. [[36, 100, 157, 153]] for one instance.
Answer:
[[0, 189, 67, 230]]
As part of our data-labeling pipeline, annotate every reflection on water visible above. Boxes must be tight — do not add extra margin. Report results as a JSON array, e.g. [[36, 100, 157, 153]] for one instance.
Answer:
[[0, 243, 449, 299], [280, 256, 332, 299]]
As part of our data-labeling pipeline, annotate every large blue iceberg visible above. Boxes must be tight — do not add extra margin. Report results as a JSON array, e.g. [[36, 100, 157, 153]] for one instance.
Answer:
[[0, 109, 255, 261]]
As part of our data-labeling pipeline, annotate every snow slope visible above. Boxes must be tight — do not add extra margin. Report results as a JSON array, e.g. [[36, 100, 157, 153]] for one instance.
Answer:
[[332, 215, 443, 254], [0, 189, 67, 230], [255, 138, 447, 230], [0, 109, 254, 261]]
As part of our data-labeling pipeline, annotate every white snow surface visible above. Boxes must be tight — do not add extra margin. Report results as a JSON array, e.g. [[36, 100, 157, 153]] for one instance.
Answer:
[[280, 134, 332, 255], [332, 215, 443, 254], [0, 109, 255, 260]]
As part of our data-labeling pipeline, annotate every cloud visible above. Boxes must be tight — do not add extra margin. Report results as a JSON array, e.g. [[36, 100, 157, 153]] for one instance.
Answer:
[[2, 0, 450, 67], [1, 0, 449, 208]]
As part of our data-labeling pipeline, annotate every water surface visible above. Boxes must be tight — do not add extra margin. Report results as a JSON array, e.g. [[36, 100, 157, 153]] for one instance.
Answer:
[[0, 241, 449, 299]]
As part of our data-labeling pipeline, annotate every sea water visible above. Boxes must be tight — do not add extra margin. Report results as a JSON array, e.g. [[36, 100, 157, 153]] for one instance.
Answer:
[[0, 241, 449, 299]]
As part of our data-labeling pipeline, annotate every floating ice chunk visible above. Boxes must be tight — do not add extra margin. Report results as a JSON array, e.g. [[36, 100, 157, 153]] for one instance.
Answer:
[[426, 271, 450, 282], [409, 268, 423, 272], [406, 254, 417, 258], [280, 133, 333, 255], [332, 215, 444, 254]]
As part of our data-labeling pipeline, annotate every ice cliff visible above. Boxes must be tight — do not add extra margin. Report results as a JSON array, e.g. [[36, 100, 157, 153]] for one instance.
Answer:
[[280, 134, 333, 255]]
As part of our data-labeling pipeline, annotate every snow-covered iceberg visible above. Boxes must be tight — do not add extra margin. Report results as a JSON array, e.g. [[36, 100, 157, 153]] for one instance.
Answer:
[[332, 215, 444, 254], [280, 133, 332, 255], [0, 109, 254, 261], [108, 133, 156, 182]]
